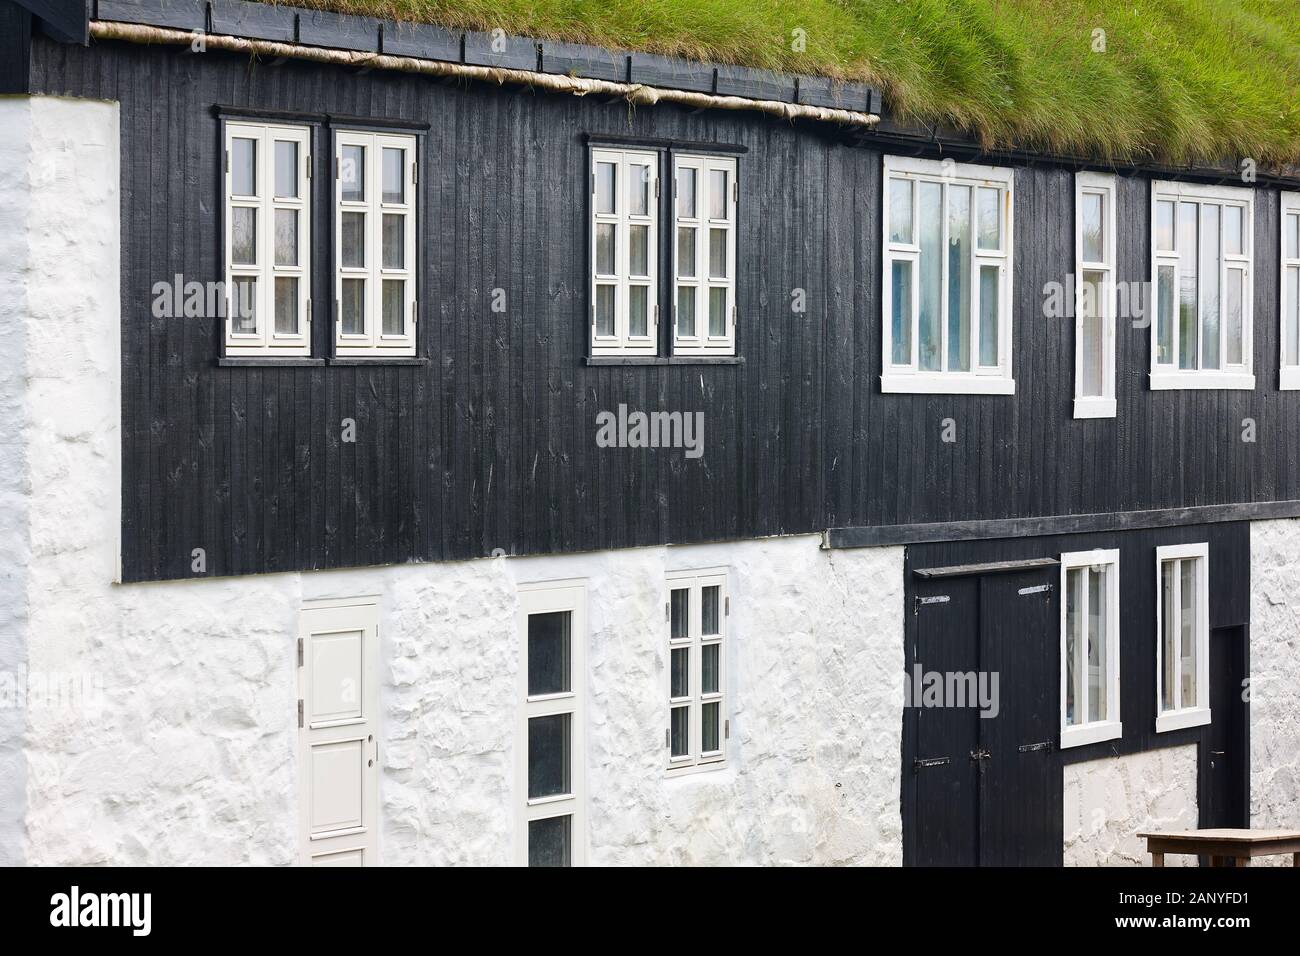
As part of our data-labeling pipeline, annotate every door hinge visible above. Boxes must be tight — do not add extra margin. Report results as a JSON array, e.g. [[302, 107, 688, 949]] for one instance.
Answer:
[[297, 699, 304, 728], [1018, 583, 1052, 596], [297, 638, 303, 667], [914, 594, 950, 613], [913, 756, 951, 771]]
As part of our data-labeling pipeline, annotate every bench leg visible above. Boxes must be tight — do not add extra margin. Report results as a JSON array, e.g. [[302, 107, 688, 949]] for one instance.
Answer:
[[1151, 851, 1164, 867], [1294, 852, 1299, 867]]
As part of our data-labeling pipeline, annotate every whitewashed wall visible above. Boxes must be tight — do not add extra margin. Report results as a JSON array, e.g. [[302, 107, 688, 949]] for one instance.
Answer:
[[1062, 744, 1199, 866]]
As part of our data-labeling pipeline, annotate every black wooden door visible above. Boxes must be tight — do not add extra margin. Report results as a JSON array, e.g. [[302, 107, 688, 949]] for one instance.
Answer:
[[1200, 625, 1248, 829]]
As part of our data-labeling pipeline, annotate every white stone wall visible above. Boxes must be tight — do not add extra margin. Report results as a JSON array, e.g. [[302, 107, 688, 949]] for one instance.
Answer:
[[1062, 744, 1198, 866], [1249, 519, 1300, 835]]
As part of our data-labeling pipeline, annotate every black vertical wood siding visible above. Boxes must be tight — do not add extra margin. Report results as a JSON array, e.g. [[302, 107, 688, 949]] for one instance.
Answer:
[[25, 38, 1298, 581]]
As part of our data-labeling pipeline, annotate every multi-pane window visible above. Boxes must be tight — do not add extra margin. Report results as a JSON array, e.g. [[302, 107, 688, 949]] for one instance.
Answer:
[[517, 582, 586, 866], [224, 122, 311, 355], [882, 156, 1014, 394], [1155, 543, 1211, 733], [334, 130, 417, 357], [1280, 192, 1300, 389], [1059, 550, 1121, 748], [590, 147, 659, 356], [1151, 183, 1253, 389], [666, 570, 727, 772], [673, 155, 737, 355], [1074, 173, 1117, 418]]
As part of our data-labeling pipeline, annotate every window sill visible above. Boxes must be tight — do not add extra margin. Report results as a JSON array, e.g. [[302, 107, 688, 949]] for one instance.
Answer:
[[1149, 371, 1254, 390], [665, 759, 729, 779], [1156, 706, 1211, 733], [218, 356, 325, 367], [326, 356, 430, 366], [1073, 396, 1116, 419], [1060, 720, 1123, 750], [880, 372, 1015, 395], [586, 356, 743, 366]]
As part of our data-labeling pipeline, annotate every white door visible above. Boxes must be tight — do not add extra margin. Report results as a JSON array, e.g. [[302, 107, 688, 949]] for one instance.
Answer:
[[297, 602, 380, 866]]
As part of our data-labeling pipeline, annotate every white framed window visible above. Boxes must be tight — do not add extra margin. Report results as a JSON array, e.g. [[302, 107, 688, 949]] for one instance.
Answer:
[[223, 122, 312, 356], [516, 580, 586, 866], [590, 147, 659, 356], [673, 155, 737, 355], [1059, 549, 1121, 748], [1280, 191, 1300, 389], [334, 130, 417, 357], [1150, 182, 1253, 389], [881, 156, 1014, 394], [1155, 543, 1211, 733], [1074, 173, 1117, 418], [666, 569, 727, 773]]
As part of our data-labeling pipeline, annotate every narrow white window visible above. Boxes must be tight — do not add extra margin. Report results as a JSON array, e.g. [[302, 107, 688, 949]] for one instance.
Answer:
[[882, 156, 1014, 394], [1155, 543, 1211, 732], [334, 130, 417, 357], [666, 569, 727, 772], [673, 155, 737, 355], [590, 147, 658, 356], [1074, 173, 1117, 417], [1059, 550, 1121, 748], [1280, 191, 1300, 389], [1150, 182, 1253, 389], [224, 122, 311, 356], [517, 581, 586, 866]]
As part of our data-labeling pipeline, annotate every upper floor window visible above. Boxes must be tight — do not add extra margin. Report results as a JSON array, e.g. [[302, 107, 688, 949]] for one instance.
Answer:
[[1074, 173, 1117, 418], [1059, 549, 1121, 748], [223, 122, 312, 356], [334, 130, 418, 357], [1150, 182, 1253, 389], [673, 155, 737, 355], [590, 147, 660, 356], [1281, 192, 1300, 389], [1155, 543, 1211, 733], [882, 156, 1014, 394], [666, 569, 728, 773]]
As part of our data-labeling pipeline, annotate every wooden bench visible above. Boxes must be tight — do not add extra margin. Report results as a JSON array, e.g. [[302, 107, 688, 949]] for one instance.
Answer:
[[1138, 829, 1300, 867]]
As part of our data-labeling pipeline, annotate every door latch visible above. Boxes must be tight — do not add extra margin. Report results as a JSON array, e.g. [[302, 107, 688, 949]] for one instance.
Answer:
[[969, 748, 992, 773]]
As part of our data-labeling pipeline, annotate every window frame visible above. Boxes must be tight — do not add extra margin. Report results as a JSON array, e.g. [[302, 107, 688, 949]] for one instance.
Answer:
[[665, 568, 728, 775], [1073, 172, 1118, 418], [1149, 180, 1254, 390], [1154, 542, 1211, 733], [589, 146, 660, 356], [1058, 549, 1122, 749], [333, 128, 418, 358], [516, 580, 587, 866], [672, 154, 738, 356], [881, 155, 1015, 395], [223, 121, 312, 356], [1280, 191, 1300, 390]]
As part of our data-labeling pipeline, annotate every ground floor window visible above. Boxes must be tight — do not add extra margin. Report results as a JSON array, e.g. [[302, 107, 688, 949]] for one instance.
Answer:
[[666, 569, 728, 772], [1155, 543, 1211, 732]]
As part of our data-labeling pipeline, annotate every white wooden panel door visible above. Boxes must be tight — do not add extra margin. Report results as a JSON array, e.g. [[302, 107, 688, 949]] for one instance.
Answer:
[[298, 603, 379, 866]]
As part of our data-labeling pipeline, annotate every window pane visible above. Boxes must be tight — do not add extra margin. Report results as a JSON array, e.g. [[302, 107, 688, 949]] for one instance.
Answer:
[[231, 206, 256, 265], [1179, 559, 1197, 710], [341, 211, 365, 268], [527, 611, 570, 697], [1225, 268, 1244, 366], [1065, 567, 1081, 726], [701, 643, 719, 695], [677, 228, 696, 278], [594, 284, 614, 336], [1288, 213, 1300, 260], [677, 286, 696, 337], [232, 137, 256, 196], [709, 168, 728, 219], [528, 815, 571, 868], [629, 225, 649, 277], [1178, 202, 1198, 370], [341, 144, 365, 202], [1087, 566, 1107, 723], [891, 259, 913, 365], [676, 166, 696, 218], [232, 277, 257, 333], [274, 209, 297, 267], [1156, 264, 1175, 365], [701, 702, 720, 753], [382, 280, 404, 335], [708, 229, 727, 279], [1200, 203, 1220, 370], [977, 186, 1000, 250], [670, 706, 689, 757], [595, 223, 615, 275], [947, 184, 971, 372], [1156, 200, 1175, 252], [918, 181, 942, 371], [382, 214, 405, 269], [1081, 191, 1104, 263], [274, 140, 297, 199], [670, 587, 689, 639], [382, 147, 404, 204], [274, 277, 297, 335], [1161, 561, 1176, 712], [595, 161, 615, 214], [1287, 266, 1300, 367], [1081, 269, 1104, 396], [1223, 204, 1243, 256], [978, 264, 999, 368], [629, 285, 648, 337], [527, 712, 571, 799], [629, 164, 650, 216], [340, 277, 365, 334], [889, 178, 913, 244], [708, 288, 726, 336], [670, 648, 689, 699], [701, 585, 720, 635]]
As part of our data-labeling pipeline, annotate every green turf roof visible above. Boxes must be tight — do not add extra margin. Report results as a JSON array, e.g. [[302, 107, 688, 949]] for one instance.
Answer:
[[291, 0, 1300, 169]]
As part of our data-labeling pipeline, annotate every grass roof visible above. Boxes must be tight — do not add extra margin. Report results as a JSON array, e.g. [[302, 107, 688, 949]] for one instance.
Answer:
[[292, 0, 1300, 169]]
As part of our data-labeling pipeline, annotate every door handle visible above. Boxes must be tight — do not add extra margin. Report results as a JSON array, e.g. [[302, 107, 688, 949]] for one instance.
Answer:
[[1210, 750, 1226, 756]]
